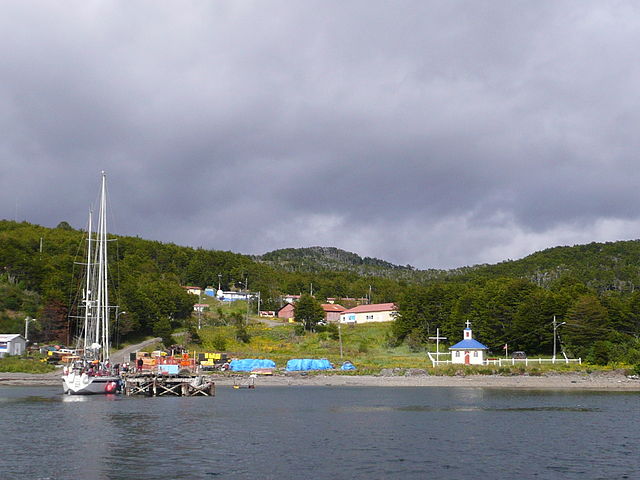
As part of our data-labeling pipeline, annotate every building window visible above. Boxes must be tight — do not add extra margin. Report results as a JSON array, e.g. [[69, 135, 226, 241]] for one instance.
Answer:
[[455, 351, 460, 358], [473, 351, 478, 357]]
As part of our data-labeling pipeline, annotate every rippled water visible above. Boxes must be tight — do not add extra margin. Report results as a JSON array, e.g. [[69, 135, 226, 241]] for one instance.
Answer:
[[1, 386, 638, 479]]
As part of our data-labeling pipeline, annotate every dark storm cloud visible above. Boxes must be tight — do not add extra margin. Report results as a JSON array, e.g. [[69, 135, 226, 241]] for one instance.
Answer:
[[2, 1, 640, 269]]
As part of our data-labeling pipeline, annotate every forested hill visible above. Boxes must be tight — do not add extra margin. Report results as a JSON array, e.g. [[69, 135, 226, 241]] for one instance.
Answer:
[[255, 247, 421, 276], [257, 241, 640, 293], [470, 240, 640, 292]]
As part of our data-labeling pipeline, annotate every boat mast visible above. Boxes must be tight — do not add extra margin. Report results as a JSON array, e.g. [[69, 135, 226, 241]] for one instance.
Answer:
[[96, 171, 110, 361], [83, 210, 93, 354]]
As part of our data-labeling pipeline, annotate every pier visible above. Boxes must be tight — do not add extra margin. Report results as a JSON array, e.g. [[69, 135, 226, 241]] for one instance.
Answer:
[[123, 373, 215, 397]]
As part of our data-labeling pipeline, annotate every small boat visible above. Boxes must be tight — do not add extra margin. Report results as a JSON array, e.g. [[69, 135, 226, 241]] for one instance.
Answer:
[[62, 172, 121, 395]]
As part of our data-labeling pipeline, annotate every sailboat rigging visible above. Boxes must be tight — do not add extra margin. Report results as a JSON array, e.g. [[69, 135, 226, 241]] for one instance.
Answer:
[[62, 172, 120, 395]]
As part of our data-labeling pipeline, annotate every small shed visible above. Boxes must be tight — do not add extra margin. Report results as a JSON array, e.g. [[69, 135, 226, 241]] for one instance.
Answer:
[[0, 334, 27, 357], [321, 304, 346, 323], [449, 321, 488, 365], [277, 303, 295, 321]]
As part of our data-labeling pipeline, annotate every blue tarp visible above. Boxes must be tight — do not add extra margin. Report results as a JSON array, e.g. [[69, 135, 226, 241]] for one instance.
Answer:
[[229, 358, 276, 372], [340, 361, 356, 371], [285, 358, 333, 371], [158, 364, 180, 375]]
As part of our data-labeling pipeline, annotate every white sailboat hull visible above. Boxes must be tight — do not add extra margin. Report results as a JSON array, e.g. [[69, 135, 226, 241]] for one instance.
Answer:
[[62, 372, 120, 395]]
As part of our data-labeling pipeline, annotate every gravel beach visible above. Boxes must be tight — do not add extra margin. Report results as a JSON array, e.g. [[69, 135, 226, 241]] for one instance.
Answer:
[[2, 369, 639, 391]]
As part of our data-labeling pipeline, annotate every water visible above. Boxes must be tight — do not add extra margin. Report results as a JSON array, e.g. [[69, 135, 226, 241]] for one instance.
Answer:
[[0, 386, 638, 479]]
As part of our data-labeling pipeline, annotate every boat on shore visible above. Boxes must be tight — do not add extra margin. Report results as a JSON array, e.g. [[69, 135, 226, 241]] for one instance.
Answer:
[[62, 172, 121, 395]]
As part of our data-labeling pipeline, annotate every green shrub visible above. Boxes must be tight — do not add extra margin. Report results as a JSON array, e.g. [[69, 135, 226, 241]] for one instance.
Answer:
[[0, 356, 56, 373], [211, 333, 227, 351]]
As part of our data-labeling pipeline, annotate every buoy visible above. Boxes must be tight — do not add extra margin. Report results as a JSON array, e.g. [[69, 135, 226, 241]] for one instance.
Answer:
[[105, 382, 117, 393]]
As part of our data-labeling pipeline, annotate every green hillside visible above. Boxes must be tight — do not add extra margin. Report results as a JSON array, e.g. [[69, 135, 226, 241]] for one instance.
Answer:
[[1, 220, 639, 366]]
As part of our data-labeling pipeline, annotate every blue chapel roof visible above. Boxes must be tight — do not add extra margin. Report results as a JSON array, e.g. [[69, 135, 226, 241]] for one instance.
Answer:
[[449, 338, 488, 350]]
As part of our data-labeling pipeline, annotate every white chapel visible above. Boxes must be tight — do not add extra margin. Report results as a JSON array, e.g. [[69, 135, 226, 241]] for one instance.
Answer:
[[449, 321, 489, 365]]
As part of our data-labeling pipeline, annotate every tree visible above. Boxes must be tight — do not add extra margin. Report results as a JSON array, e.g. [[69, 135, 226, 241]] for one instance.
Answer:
[[56, 221, 73, 231], [152, 317, 175, 347], [294, 294, 325, 331], [38, 298, 69, 344], [564, 295, 610, 357]]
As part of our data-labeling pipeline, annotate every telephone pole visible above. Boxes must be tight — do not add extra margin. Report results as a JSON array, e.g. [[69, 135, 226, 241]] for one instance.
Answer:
[[553, 315, 566, 363]]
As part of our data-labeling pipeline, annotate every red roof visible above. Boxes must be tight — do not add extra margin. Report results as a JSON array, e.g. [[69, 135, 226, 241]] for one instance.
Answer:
[[342, 303, 397, 314], [321, 304, 346, 312]]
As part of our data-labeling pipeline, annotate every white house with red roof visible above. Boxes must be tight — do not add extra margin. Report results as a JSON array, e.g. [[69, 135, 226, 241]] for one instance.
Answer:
[[182, 286, 202, 296], [339, 303, 397, 324]]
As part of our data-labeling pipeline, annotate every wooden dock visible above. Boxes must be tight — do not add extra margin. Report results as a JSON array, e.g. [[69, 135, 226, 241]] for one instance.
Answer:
[[123, 373, 215, 397]]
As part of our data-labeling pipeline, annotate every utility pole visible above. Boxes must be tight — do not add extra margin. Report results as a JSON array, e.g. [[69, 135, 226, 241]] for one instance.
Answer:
[[368, 285, 372, 304], [338, 322, 343, 359], [218, 274, 221, 291], [553, 315, 566, 364], [428, 328, 447, 366], [257, 291, 261, 316]]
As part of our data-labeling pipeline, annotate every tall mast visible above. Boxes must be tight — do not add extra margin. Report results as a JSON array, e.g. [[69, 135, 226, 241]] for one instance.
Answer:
[[83, 210, 93, 353], [98, 171, 110, 361]]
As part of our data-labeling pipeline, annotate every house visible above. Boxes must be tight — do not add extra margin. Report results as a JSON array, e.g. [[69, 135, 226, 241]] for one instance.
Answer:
[[0, 334, 27, 357], [449, 321, 489, 365], [215, 290, 253, 302], [321, 304, 346, 323], [182, 286, 202, 296], [193, 304, 209, 313], [329, 297, 369, 308], [282, 294, 301, 304], [277, 303, 296, 321], [339, 303, 397, 324]]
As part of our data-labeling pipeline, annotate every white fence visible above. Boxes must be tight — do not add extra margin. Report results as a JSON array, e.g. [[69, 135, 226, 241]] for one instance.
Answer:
[[427, 352, 581, 367], [485, 357, 581, 366]]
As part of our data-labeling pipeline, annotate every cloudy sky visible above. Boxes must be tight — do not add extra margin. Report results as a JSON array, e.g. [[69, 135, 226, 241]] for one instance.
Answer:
[[2, 1, 640, 270]]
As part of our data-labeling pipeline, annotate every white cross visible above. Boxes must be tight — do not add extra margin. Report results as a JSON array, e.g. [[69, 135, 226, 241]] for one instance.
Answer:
[[465, 320, 472, 329]]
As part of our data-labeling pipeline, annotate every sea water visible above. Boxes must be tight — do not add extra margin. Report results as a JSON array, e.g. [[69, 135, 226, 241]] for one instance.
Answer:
[[0, 385, 638, 479]]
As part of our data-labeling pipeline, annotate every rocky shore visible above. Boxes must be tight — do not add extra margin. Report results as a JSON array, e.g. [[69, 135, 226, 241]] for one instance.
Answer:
[[1, 369, 639, 391]]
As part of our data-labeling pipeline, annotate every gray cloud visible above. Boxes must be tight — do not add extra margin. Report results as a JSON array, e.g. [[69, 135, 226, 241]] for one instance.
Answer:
[[2, 1, 640, 269]]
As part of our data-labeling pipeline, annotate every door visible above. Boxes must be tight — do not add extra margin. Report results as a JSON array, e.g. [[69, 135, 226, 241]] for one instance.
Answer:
[[464, 352, 470, 365]]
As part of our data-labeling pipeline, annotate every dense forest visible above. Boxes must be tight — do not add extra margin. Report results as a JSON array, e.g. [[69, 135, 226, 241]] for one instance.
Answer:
[[1, 220, 639, 365]]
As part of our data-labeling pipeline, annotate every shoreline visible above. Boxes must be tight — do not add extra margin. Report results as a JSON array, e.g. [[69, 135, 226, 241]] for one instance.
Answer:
[[1, 370, 639, 391]]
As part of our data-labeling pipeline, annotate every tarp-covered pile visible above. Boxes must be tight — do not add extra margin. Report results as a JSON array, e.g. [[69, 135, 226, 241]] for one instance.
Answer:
[[229, 359, 276, 372], [285, 358, 333, 371], [340, 361, 356, 371]]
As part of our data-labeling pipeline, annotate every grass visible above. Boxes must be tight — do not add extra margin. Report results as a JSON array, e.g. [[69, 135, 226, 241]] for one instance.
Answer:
[[0, 356, 56, 373], [184, 321, 597, 374], [191, 321, 424, 370]]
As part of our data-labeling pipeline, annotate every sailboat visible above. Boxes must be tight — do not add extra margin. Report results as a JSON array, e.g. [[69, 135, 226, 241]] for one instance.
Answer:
[[62, 172, 121, 395]]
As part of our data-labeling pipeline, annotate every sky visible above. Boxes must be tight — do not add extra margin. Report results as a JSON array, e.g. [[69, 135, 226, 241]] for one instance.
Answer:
[[2, 1, 640, 270]]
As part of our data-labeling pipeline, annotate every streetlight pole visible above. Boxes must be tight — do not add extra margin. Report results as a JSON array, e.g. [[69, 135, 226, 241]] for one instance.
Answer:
[[338, 321, 343, 359], [218, 274, 221, 291], [24, 316, 35, 342]]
